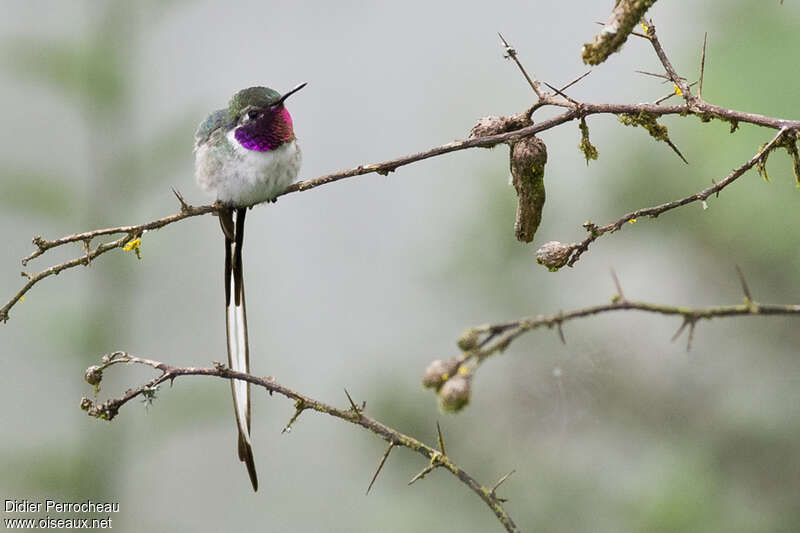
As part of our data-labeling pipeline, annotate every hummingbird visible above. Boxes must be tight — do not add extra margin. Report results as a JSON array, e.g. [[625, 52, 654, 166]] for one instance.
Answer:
[[194, 83, 306, 491]]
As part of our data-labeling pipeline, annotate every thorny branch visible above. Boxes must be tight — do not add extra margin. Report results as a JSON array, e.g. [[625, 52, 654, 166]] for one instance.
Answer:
[[81, 352, 518, 533], [4, 3, 798, 531], [472, 295, 800, 359], [561, 126, 790, 267], [3, 15, 800, 321], [421, 272, 800, 409]]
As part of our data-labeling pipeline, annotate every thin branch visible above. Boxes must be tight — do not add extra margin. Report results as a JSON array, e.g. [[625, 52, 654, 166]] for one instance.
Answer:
[[82, 352, 518, 533], [583, 0, 660, 65], [497, 33, 544, 98], [5, 24, 800, 323], [4, 102, 798, 322], [22, 204, 215, 266], [644, 21, 695, 104], [564, 127, 790, 267], [463, 295, 800, 367]]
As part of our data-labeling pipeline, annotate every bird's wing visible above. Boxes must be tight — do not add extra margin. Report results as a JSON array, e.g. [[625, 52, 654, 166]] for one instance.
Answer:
[[194, 108, 230, 149]]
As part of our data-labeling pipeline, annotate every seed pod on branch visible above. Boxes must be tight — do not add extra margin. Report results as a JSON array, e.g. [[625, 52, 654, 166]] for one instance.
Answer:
[[536, 241, 572, 271], [439, 373, 472, 413], [509, 135, 547, 243], [422, 358, 462, 391]]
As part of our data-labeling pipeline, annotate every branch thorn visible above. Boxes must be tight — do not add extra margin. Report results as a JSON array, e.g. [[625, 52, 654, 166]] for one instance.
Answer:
[[171, 187, 190, 213], [686, 320, 697, 352], [735, 265, 753, 303], [282, 399, 306, 434], [543, 81, 578, 105], [664, 137, 689, 165], [610, 268, 626, 303], [497, 32, 543, 98], [344, 388, 361, 415], [670, 317, 690, 343], [490, 469, 516, 502], [558, 70, 592, 93], [408, 462, 437, 486], [436, 421, 447, 456], [698, 32, 708, 100], [556, 313, 566, 345], [366, 442, 395, 495]]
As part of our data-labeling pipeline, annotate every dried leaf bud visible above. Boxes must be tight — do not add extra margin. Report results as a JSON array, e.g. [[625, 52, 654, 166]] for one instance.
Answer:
[[469, 113, 532, 141], [84, 365, 103, 386], [422, 358, 461, 390], [456, 329, 479, 352], [510, 136, 547, 243], [469, 116, 507, 139], [438, 374, 472, 413], [79, 397, 93, 411], [536, 241, 571, 271]]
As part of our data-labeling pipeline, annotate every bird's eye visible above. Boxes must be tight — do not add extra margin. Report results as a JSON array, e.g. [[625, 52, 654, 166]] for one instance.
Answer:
[[247, 110, 260, 120]]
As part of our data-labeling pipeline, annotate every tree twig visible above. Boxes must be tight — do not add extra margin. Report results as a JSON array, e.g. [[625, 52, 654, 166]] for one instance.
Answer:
[[497, 32, 544, 98], [564, 127, 790, 266], [5, 21, 800, 322], [463, 288, 800, 368], [81, 352, 519, 533]]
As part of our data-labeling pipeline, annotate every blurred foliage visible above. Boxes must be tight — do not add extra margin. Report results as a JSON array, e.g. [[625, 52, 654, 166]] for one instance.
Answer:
[[435, 2, 800, 531], [1, 0, 189, 516], [2, 1, 799, 532], [0, 167, 77, 219], [4, 37, 126, 113]]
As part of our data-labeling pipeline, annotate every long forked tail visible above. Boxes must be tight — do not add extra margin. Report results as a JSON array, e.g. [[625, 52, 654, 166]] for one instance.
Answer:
[[222, 207, 258, 491]]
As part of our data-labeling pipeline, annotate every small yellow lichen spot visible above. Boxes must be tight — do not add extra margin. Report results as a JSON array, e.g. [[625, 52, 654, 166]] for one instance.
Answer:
[[457, 365, 470, 375], [640, 23, 648, 33], [20, 296, 24, 302], [674, 85, 682, 96], [629, 218, 637, 224], [441, 373, 449, 381], [123, 237, 142, 260]]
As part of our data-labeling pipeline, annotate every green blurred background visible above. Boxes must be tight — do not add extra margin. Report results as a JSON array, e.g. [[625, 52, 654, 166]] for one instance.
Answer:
[[2, 1, 799, 531]]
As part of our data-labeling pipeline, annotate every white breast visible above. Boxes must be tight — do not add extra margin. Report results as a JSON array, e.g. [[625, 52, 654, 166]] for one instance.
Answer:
[[195, 131, 301, 207]]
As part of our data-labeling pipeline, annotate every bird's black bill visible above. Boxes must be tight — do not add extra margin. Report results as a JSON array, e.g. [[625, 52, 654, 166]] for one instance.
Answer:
[[276, 82, 307, 105]]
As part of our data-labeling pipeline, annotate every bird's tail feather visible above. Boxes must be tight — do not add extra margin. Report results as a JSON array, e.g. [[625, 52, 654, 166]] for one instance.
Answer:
[[222, 207, 258, 491]]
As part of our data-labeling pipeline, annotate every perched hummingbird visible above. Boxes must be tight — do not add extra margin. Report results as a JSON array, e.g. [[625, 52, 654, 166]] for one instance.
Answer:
[[194, 83, 306, 491]]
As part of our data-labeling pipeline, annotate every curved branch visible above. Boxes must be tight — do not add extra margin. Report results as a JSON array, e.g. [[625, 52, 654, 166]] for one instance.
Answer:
[[563, 126, 791, 266], [472, 299, 800, 359], [6, 25, 800, 322], [81, 352, 519, 533], [422, 275, 800, 408]]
